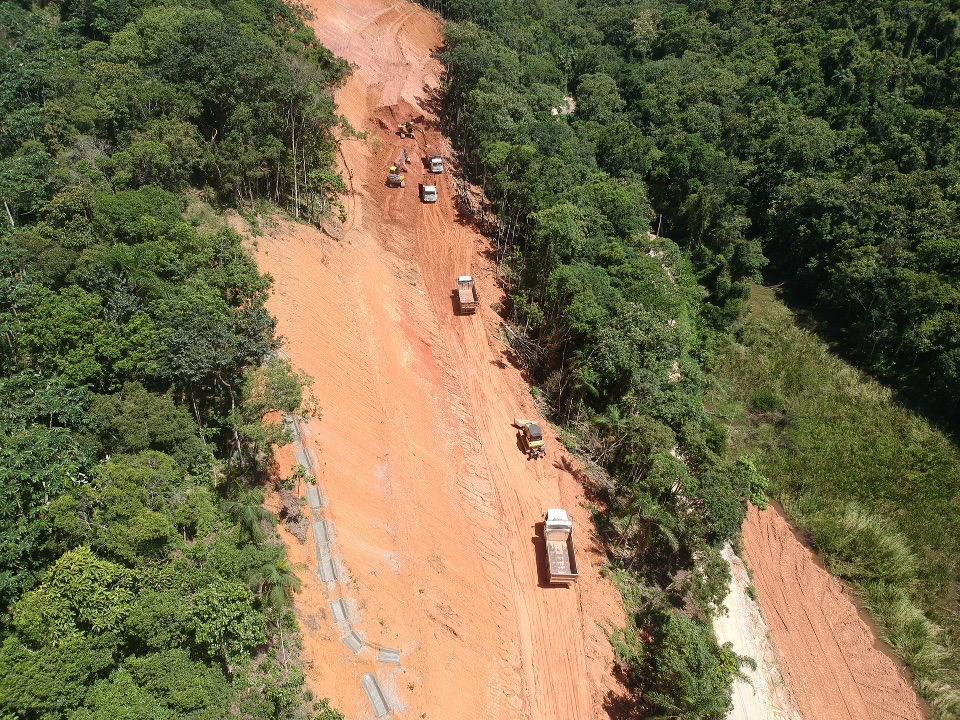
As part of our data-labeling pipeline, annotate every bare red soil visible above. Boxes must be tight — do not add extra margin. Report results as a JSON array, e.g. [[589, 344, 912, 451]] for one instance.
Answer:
[[255, 1, 627, 717], [250, 1, 930, 718], [743, 505, 926, 720]]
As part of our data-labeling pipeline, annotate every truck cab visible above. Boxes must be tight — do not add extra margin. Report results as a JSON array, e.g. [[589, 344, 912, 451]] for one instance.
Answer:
[[420, 184, 438, 203]]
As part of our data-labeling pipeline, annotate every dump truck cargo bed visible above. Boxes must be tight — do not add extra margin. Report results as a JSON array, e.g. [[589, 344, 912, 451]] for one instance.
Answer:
[[458, 284, 476, 305], [543, 509, 578, 584], [545, 534, 577, 580], [456, 275, 478, 313]]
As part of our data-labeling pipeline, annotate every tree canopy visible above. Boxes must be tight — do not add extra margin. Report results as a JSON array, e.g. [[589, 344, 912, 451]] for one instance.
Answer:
[[0, 1, 347, 718], [431, 0, 960, 714]]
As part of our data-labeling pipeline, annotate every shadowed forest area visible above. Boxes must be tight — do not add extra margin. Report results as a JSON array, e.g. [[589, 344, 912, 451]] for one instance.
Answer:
[[0, 1, 348, 718]]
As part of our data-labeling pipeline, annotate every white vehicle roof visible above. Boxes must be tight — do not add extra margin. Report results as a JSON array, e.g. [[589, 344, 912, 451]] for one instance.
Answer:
[[458, 275, 473, 283], [546, 508, 571, 524], [423, 185, 437, 191]]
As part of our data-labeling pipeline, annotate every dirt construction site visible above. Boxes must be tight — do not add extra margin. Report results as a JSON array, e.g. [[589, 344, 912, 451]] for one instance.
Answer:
[[250, 0, 931, 718]]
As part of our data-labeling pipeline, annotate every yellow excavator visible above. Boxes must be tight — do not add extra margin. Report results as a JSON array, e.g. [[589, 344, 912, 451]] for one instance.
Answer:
[[514, 419, 545, 459]]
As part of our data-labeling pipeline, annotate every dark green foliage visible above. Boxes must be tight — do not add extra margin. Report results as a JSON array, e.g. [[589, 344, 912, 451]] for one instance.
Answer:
[[445, 0, 960, 422], [0, 0, 349, 223], [0, 1, 344, 718], [637, 608, 738, 720], [433, 0, 756, 713], [435, 0, 960, 710]]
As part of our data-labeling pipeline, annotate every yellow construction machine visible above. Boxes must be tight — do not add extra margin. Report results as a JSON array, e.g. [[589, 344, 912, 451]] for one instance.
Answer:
[[387, 164, 405, 188], [514, 419, 545, 459]]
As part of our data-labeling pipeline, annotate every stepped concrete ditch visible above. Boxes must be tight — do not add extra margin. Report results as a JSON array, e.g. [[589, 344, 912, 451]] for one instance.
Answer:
[[285, 413, 401, 717]]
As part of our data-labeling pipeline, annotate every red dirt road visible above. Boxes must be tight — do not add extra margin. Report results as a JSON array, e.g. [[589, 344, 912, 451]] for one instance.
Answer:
[[742, 505, 926, 720], [255, 1, 626, 718]]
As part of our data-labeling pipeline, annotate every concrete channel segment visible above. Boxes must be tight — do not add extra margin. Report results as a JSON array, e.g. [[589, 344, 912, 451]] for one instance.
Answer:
[[305, 483, 324, 509], [362, 673, 391, 718], [377, 648, 402, 665], [283, 410, 405, 712]]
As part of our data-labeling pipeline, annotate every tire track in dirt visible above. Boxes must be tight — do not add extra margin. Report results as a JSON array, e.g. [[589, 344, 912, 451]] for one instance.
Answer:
[[255, 0, 627, 717], [254, 3, 932, 720], [742, 504, 926, 720]]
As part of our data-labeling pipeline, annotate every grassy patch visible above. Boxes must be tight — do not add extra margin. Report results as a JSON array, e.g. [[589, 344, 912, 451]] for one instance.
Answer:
[[707, 286, 960, 719]]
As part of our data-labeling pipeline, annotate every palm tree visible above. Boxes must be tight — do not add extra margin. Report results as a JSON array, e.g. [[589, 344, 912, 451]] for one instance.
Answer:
[[249, 552, 303, 668], [614, 495, 680, 569], [252, 555, 302, 611], [224, 490, 273, 543]]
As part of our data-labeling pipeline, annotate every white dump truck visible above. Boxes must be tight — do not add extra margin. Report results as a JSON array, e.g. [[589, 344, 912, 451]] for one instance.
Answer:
[[420, 183, 438, 203], [429, 155, 444, 173], [543, 509, 578, 585], [456, 275, 478, 314]]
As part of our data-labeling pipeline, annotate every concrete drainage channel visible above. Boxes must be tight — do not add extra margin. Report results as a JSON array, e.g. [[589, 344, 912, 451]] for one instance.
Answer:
[[285, 413, 402, 718]]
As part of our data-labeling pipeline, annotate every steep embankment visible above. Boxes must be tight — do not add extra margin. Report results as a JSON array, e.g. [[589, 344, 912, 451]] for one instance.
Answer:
[[253, 1, 625, 718], [743, 505, 926, 720]]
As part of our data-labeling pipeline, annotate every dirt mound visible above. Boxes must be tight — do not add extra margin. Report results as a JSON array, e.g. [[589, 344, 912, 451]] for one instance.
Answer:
[[742, 504, 926, 720]]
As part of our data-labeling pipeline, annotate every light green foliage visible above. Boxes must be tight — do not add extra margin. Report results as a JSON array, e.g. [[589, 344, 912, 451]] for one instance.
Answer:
[[190, 581, 267, 670], [72, 670, 175, 720], [314, 700, 346, 720], [708, 289, 960, 716], [230, 358, 312, 465], [13, 548, 133, 645], [124, 650, 229, 717]]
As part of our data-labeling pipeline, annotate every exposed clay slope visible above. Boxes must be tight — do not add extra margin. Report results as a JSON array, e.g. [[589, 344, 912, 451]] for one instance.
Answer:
[[714, 544, 802, 720], [250, 2, 930, 719], [254, 0, 627, 717], [742, 505, 926, 720]]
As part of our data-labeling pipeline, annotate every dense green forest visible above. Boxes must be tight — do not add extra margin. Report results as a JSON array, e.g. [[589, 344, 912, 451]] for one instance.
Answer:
[[429, 0, 960, 716], [0, 1, 347, 718], [596, 0, 960, 425], [436, 3, 761, 718], [709, 288, 960, 719]]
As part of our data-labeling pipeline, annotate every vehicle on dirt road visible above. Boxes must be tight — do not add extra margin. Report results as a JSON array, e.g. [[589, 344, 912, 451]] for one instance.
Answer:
[[455, 275, 479, 314], [420, 184, 438, 203], [543, 509, 578, 585], [398, 121, 415, 139], [514, 419, 545, 459], [428, 155, 444, 173], [387, 164, 405, 188]]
